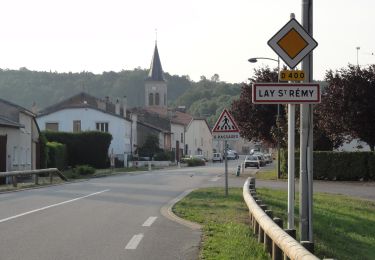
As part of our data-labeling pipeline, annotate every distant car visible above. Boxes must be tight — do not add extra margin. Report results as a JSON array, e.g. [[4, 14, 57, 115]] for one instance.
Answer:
[[244, 155, 260, 168], [226, 151, 236, 160], [212, 153, 223, 163], [192, 154, 207, 162], [253, 153, 266, 166], [264, 153, 273, 164]]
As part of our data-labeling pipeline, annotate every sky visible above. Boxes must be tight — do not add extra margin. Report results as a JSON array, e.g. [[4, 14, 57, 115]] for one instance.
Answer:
[[0, 0, 374, 83]]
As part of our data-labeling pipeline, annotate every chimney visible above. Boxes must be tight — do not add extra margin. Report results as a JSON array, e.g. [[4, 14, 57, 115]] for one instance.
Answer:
[[31, 102, 38, 114], [122, 96, 127, 118], [115, 99, 121, 115]]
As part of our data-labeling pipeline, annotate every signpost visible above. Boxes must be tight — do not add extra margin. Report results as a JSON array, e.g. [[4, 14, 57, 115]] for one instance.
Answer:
[[212, 108, 240, 196], [251, 10, 318, 245]]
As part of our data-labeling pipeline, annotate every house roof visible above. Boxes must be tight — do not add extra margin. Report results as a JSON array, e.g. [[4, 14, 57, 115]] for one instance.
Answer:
[[38, 92, 131, 121], [0, 98, 35, 117], [0, 115, 24, 128], [146, 43, 165, 82], [141, 106, 193, 126]]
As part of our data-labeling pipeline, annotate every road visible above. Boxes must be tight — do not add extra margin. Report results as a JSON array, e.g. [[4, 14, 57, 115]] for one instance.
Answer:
[[0, 159, 373, 260]]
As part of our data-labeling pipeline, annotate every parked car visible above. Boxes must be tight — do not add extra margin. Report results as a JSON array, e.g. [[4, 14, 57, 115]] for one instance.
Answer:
[[212, 153, 223, 163], [264, 153, 273, 164], [226, 150, 238, 160], [253, 153, 266, 166], [244, 155, 260, 168], [191, 154, 207, 162]]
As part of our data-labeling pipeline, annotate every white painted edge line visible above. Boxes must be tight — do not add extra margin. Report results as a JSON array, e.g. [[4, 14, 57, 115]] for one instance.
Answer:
[[0, 189, 110, 224], [142, 216, 157, 227], [125, 233, 144, 250], [160, 189, 202, 231]]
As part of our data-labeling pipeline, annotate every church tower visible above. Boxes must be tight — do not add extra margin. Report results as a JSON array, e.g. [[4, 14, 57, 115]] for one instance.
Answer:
[[145, 42, 167, 107]]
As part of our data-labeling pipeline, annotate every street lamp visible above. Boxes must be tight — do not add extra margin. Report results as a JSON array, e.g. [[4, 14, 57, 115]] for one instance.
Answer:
[[248, 57, 281, 179]]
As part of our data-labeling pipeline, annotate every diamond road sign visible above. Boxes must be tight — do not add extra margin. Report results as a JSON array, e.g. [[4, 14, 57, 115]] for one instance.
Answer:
[[268, 18, 318, 69]]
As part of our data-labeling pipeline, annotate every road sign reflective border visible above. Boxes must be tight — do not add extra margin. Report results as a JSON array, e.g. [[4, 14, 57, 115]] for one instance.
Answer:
[[268, 18, 318, 69], [252, 83, 320, 104]]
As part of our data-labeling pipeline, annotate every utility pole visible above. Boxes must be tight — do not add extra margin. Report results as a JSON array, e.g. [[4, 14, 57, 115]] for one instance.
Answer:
[[300, 0, 314, 244]]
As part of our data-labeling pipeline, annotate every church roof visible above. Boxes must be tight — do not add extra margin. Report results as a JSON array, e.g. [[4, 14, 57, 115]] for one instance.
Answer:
[[147, 43, 165, 81]]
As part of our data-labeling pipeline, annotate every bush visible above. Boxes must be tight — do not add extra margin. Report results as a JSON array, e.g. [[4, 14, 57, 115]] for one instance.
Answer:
[[74, 165, 96, 175], [281, 151, 375, 181], [187, 158, 205, 167], [46, 141, 67, 170], [153, 151, 171, 161], [43, 131, 112, 168]]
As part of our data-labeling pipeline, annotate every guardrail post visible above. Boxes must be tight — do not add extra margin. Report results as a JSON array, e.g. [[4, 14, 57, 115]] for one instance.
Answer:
[[255, 199, 262, 205], [34, 174, 39, 185], [272, 218, 283, 260], [49, 172, 53, 184], [12, 176, 17, 187], [283, 229, 296, 260], [301, 241, 314, 254], [264, 208, 274, 255]]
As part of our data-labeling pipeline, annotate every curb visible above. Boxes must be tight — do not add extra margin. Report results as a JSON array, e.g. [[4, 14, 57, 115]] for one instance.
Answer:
[[160, 189, 202, 231]]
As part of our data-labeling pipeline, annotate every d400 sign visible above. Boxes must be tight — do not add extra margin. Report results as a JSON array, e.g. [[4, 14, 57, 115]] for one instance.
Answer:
[[279, 70, 305, 81]]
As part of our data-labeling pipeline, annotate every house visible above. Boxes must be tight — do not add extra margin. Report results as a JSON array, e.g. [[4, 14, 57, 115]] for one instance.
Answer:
[[131, 42, 213, 160], [0, 98, 40, 183], [36, 92, 133, 161]]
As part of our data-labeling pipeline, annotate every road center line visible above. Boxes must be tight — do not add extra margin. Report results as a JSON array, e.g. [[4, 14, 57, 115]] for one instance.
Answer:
[[142, 216, 157, 227], [0, 189, 110, 224], [125, 234, 144, 250]]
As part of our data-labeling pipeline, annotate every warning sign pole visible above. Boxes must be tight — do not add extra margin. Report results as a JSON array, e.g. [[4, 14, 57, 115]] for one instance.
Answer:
[[224, 140, 228, 196]]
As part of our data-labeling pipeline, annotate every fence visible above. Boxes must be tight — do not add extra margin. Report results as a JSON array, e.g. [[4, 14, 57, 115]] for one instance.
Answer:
[[0, 168, 68, 188], [243, 177, 322, 260]]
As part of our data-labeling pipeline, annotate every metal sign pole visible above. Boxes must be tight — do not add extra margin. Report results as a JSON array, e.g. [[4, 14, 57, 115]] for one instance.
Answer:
[[300, 0, 314, 242], [224, 140, 228, 196]]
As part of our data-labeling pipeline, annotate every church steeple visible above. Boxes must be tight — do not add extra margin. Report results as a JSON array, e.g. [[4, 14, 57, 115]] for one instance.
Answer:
[[145, 42, 167, 108], [147, 43, 165, 81]]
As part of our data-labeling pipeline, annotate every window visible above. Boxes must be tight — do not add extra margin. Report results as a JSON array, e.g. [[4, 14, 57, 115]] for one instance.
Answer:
[[45, 122, 58, 131], [73, 120, 81, 133], [155, 93, 160, 105], [96, 122, 109, 132], [181, 133, 183, 143], [149, 93, 154, 106]]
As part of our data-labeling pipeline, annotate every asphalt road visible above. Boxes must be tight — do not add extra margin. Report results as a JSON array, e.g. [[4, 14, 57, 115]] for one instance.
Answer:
[[0, 159, 373, 260]]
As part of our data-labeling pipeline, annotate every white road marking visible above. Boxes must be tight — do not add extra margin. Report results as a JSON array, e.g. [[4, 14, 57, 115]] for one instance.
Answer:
[[209, 176, 221, 182], [125, 234, 144, 250], [0, 189, 110, 224], [142, 216, 157, 227]]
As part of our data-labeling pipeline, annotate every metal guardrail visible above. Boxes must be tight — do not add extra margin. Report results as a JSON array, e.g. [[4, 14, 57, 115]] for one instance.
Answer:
[[243, 177, 320, 260], [0, 168, 68, 187]]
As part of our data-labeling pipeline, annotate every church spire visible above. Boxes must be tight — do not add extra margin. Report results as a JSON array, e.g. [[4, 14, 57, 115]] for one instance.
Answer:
[[147, 42, 164, 81]]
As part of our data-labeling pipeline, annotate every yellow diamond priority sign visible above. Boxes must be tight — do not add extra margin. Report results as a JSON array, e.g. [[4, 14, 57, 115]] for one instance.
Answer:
[[268, 18, 318, 69]]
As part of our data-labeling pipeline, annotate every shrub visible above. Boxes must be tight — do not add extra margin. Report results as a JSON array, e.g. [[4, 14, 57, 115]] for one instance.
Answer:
[[187, 158, 205, 167], [74, 165, 96, 175], [154, 151, 171, 161], [46, 141, 67, 170], [43, 131, 112, 168], [281, 151, 375, 181]]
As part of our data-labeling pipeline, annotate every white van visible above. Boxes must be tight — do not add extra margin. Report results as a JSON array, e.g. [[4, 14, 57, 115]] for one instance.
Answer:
[[212, 153, 223, 163]]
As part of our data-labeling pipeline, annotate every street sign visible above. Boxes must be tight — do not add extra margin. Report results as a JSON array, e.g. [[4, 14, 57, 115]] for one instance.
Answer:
[[212, 108, 240, 140], [252, 83, 320, 104], [268, 18, 318, 69], [279, 70, 305, 81]]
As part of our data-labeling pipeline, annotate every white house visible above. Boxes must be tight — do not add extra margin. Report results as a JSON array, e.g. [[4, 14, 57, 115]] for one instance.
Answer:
[[36, 92, 132, 159], [184, 118, 213, 160], [0, 99, 40, 183]]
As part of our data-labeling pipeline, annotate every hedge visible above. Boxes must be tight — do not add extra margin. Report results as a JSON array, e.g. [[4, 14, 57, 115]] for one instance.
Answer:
[[43, 131, 112, 169], [281, 150, 375, 181], [46, 141, 67, 170]]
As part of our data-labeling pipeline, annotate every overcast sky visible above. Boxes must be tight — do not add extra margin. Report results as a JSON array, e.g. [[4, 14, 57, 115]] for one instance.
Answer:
[[0, 0, 374, 83]]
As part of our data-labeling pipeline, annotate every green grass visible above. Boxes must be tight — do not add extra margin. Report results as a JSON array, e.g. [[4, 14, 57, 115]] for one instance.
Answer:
[[173, 188, 270, 260], [256, 169, 278, 180], [257, 188, 375, 260]]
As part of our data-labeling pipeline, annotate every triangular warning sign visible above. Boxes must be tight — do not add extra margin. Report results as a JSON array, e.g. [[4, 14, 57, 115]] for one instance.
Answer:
[[212, 108, 239, 133]]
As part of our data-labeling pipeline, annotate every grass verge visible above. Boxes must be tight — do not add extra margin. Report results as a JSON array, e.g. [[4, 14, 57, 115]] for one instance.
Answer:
[[173, 188, 269, 260], [257, 188, 375, 260], [256, 169, 278, 180]]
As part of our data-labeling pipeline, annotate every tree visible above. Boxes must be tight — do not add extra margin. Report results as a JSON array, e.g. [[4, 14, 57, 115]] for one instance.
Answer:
[[231, 66, 286, 145], [138, 135, 162, 158], [319, 64, 375, 151], [211, 73, 220, 82]]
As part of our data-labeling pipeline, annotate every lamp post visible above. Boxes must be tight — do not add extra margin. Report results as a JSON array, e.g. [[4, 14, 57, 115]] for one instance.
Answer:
[[248, 57, 281, 179]]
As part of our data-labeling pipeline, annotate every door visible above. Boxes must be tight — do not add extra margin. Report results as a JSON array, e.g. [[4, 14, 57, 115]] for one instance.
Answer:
[[0, 135, 7, 184]]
